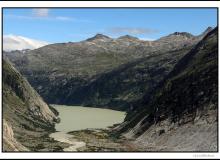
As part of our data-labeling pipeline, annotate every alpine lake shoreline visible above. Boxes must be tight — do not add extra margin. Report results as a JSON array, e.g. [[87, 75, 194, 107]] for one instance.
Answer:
[[45, 104, 137, 152]]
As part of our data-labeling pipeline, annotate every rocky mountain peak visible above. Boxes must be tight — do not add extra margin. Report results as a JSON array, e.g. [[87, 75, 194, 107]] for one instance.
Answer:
[[118, 35, 140, 41], [169, 32, 194, 38], [86, 34, 111, 41], [201, 26, 213, 37]]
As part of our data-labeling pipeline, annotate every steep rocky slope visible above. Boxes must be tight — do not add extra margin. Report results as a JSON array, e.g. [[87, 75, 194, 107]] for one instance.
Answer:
[[116, 27, 218, 151], [4, 28, 211, 110], [3, 119, 28, 151], [3, 59, 66, 151], [75, 47, 192, 110]]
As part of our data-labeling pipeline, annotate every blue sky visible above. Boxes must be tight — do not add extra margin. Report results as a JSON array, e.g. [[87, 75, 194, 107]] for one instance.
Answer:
[[3, 8, 217, 43]]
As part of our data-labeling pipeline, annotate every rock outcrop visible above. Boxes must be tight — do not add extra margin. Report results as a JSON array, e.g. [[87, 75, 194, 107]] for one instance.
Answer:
[[3, 59, 59, 151], [3, 119, 29, 151]]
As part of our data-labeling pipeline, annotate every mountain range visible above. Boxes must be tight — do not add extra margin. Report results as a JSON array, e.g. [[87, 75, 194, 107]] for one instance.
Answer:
[[4, 27, 213, 111]]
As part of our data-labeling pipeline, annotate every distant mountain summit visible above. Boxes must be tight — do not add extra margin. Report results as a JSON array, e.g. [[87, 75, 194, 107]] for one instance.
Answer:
[[163, 26, 213, 40], [158, 31, 195, 41], [200, 26, 213, 38], [86, 34, 111, 41], [169, 32, 194, 38], [117, 35, 140, 41]]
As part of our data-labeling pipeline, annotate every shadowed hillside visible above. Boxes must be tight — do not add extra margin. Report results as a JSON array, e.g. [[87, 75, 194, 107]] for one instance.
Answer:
[[115, 27, 218, 151]]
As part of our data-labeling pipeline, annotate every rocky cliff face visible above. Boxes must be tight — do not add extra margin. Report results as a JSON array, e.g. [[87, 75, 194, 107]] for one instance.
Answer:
[[3, 119, 29, 151], [116, 27, 218, 151], [3, 59, 60, 151], [4, 28, 211, 110]]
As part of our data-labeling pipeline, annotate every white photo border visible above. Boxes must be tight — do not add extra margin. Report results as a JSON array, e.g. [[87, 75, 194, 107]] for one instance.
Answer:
[[0, 1, 219, 159]]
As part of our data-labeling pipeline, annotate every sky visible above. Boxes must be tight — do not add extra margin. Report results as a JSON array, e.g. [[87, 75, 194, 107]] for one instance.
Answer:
[[3, 8, 217, 43]]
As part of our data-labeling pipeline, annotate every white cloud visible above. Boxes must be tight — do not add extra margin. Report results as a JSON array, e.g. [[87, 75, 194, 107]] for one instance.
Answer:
[[3, 35, 49, 51], [32, 9, 49, 17]]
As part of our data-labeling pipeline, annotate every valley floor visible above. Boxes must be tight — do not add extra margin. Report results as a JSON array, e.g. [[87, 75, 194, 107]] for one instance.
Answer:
[[49, 128, 139, 152], [67, 129, 138, 152], [48, 118, 217, 152]]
